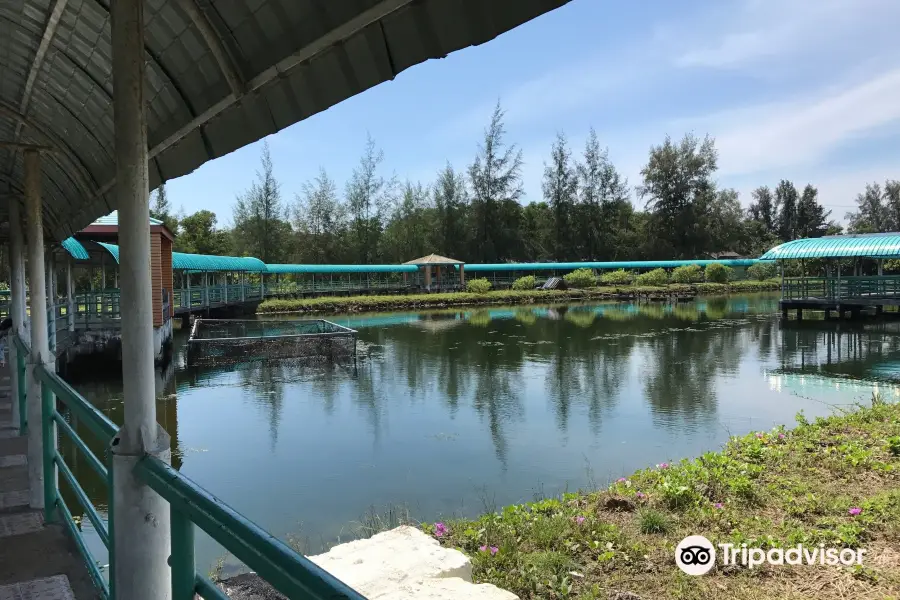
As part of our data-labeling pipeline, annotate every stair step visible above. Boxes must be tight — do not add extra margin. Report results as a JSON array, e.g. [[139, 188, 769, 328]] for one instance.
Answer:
[[0, 575, 75, 600], [0, 455, 26, 468], [0, 491, 29, 511], [0, 512, 42, 538]]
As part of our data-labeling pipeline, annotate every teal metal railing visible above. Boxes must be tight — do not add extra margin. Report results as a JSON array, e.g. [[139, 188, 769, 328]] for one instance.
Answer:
[[18, 335, 366, 600], [13, 333, 29, 433], [34, 359, 117, 598], [75, 291, 121, 323], [783, 275, 900, 301], [136, 456, 365, 599]]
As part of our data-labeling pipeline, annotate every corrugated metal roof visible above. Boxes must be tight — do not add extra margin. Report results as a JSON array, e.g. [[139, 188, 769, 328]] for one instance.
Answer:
[[465, 259, 762, 272], [760, 234, 900, 260], [0, 0, 571, 241], [403, 254, 464, 265], [173, 252, 268, 273], [60, 237, 89, 260], [95, 242, 120, 263], [89, 211, 163, 227], [92, 242, 266, 272], [266, 264, 418, 274]]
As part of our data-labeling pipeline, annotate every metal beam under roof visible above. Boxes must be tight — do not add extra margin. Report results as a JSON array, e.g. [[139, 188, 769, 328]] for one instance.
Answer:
[[0, 0, 571, 241]]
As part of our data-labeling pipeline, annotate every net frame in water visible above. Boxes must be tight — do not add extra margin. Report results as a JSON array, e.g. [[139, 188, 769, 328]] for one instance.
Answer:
[[186, 318, 358, 365]]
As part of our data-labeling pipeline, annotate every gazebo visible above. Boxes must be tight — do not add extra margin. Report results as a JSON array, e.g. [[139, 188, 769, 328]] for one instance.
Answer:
[[403, 254, 465, 291], [760, 233, 900, 320]]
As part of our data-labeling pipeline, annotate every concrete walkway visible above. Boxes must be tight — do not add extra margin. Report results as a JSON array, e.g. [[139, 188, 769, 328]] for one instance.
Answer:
[[0, 363, 98, 599]]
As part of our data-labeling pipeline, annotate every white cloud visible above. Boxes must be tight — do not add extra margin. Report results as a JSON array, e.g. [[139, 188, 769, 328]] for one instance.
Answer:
[[678, 69, 900, 177], [730, 163, 897, 223], [675, 0, 899, 69]]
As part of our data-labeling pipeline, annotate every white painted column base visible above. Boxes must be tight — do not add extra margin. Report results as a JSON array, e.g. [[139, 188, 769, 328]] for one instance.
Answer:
[[111, 424, 172, 600]]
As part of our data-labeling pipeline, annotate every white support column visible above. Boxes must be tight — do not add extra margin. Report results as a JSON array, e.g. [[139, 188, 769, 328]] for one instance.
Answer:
[[204, 271, 209, 307], [24, 149, 53, 510], [240, 271, 246, 301], [66, 259, 75, 332], [110, 0, 172, 597], [46, 252, 56, 353], [101, 253, 107, 321], [8, 199, 27, 430]]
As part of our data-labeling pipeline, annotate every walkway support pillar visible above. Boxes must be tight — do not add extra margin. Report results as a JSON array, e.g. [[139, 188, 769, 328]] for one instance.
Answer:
[[47, 252, 56, 352], [8, 199, 27, 431], [66, 259, 75, 333], [110, 0, 172, 597], [24, 149, 54, 510]]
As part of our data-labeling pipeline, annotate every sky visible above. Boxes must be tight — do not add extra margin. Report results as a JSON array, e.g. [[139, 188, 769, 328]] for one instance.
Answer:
[[164, 0, 900, 226]]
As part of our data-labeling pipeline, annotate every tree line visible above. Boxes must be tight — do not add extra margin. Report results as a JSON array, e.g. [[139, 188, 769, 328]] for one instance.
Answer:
[[150, 101, 893, 266]]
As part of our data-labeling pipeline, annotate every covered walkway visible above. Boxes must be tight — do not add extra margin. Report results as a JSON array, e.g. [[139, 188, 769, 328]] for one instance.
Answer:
[[761, 233, 900, 319], [0, 0, 571, 598]]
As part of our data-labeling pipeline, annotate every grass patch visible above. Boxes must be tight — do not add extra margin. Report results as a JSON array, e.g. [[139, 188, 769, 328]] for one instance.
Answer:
[[257, 279, 780, 315], [638, 508, 672, 534], [426, 396, 900, 599]]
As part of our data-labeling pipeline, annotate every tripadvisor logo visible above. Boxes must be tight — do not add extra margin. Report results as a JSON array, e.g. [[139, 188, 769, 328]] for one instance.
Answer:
[[676, 535, 867, 575]]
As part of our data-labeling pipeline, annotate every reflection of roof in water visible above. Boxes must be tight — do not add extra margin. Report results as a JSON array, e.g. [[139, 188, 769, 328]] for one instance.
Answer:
[[410, 319, 466, 333], [768, 367, 900, 388]]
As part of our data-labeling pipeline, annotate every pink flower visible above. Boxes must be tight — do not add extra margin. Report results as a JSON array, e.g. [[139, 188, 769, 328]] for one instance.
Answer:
[[658, 462, 670, 469], [434, 522, 448, 537], [849, 507, 862, 516], [636, 492, 646, 500], [575, 516, 585, 525], [714, 503, 724, 509], [756, 433, 764, 439], [778, 433, 786, 440], [480, 545, 499, 555], [616, 477, 627, 483]]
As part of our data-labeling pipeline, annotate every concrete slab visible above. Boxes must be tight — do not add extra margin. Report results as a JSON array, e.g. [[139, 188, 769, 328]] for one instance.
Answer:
[[0, 523, 99, 599], [0, 491, 28, 511], [0, 575, 75, 600], [378, 577, 519, 600], [0, 455, 25, 468], [0, 466, 28, 494], [220, 526, 520, 600], [0, 512, 43, 538], [0, 437, 26, 455]]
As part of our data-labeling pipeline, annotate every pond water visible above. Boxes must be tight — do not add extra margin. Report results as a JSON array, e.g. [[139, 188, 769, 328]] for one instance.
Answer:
[[66, 294, 900, 572]]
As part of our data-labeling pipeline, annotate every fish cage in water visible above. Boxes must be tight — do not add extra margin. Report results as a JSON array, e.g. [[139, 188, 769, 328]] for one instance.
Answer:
[[187, 318, 357, 365]]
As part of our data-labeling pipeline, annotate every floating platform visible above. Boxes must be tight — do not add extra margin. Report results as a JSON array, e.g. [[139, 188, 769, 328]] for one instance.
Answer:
[[186, 318, 357, 366]]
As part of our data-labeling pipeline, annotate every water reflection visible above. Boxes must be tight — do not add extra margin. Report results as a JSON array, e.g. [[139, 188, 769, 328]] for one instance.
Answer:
[[67, 293, 900, 571]]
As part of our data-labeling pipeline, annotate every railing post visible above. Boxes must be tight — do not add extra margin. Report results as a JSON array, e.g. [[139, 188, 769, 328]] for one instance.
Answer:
[[39, 367, 58, 523], [47, 252, 57, 352], [111, 0, 173, 596], [8, 198, 26, 431], [24, 149, 52, 510], [16, 339, 27, 433], [170, 510, 196, 599], [67, 259, 75, 333]]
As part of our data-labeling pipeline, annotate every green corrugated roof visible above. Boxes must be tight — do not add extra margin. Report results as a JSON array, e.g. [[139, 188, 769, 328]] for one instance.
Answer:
[[95, 241, 120, 262], [173, 252, 268, 273], [465, 259, 761, 272], [92, 211, 163, 227], [760, 234, 900, 260], [92, 242, 266, 272], [61, 237, 89, 260], [265, 264, 419, 274]]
